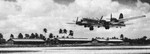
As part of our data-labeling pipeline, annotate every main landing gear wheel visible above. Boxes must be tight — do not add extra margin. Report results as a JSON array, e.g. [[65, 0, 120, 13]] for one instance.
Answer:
[[105, 26, 110, 30], [84, 25, 87, 28], [89, 26, 94, 31]]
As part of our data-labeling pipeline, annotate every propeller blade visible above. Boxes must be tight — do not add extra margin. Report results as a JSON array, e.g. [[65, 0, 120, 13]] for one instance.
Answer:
[[96, 17, 99, 20], [76, 17, 79, 22], [110, 14, 112, 21], [100, 16, 103, 20]]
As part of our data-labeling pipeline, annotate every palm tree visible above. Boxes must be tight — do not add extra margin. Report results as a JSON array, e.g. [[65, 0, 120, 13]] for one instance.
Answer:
[[66, 36, 69, 38], [35, 33, 39, 38], [40, 34, 44, 39], [49, 33, 53, 38], [69, 30, 73, 36], [0, 33, 5, 44], [63, 29, 67, 34], [0, 38, 6, 44], [10, 34, 14, 39], [143, 36, 147, 40], [62, 36, 65, 38], [39, 34, 46, 40], [56, 35, 59, 38], [120, 34, 124, 39], [0, 33, 3, 39], [30, 33, 35, 39], [43, 28, 47, 37], [25, 34, 30, 39], [142, 36, 147, 44], [18, 33, 23, 39], [59, 29, 62, 34]]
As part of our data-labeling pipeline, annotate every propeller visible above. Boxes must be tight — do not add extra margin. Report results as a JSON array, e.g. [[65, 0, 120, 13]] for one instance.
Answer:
[[76, 17, 79, 23], [96, 16, 103, 21], [67, 17, 79, 24], [96, 17, 99, 20], [110, 13, 113, 21], [100, 16, 103, 20]]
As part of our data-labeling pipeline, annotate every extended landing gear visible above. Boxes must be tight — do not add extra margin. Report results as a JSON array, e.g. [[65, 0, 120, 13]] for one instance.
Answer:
[[84, 25, 87, 28], [116, 26, 122, 28], [105, 26, 110, 30], [89, 26, 94, 31], [104, 22, 110, 30]]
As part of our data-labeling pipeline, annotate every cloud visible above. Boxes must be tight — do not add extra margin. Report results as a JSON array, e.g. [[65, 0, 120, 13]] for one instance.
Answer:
[[112, 0, 137, 6], [0, 0, 149, 39], [53, 0, 75, 5], [140, 0, 150, 4]]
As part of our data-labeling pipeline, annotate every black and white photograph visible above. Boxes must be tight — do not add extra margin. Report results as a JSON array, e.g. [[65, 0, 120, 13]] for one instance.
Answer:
[[0, 0, 150, 54]]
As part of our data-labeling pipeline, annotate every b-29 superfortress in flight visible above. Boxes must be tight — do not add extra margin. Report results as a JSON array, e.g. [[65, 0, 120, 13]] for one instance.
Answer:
[[68, 13, 146, 31]]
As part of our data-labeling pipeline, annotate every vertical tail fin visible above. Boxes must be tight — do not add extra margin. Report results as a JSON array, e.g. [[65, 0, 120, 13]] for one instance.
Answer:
[[100, 16, 103, 20], [119, 13, 123, 19], [111, 14, 112, 19], [76, 17, 78, 22]]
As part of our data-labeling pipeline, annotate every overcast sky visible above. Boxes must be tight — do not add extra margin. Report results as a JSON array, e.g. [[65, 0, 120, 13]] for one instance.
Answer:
[[0, 0, 150, 39]]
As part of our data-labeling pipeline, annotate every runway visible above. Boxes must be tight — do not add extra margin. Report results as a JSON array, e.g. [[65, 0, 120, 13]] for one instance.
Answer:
[[1, 46, 150, 54]]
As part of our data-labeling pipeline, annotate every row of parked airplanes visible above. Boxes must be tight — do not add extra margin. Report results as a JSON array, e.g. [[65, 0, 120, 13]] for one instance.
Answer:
[[67, 13, 146, 31]]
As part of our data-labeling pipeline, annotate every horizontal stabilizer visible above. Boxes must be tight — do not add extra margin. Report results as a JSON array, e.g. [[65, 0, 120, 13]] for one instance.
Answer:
[[125, 23, 134, 25], [119, 15, 146, 21]]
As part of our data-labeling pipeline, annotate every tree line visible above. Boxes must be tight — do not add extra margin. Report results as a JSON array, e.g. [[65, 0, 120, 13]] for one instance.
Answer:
[[120, 34, 150, 45], [0, 28, 74, 44], [0, 28, 150, 45], [11, 28, 74, 39]]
